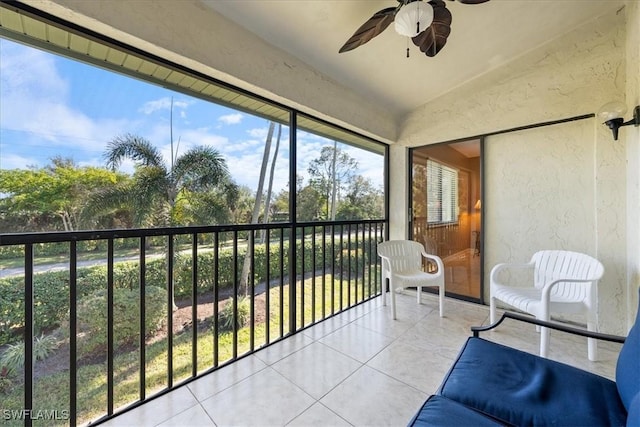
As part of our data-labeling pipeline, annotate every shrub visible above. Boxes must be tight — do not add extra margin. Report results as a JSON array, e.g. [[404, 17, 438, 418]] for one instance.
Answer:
[[0, 334, 58, 375], [336, 248, 366, 276], [218, 297, 250, 331], [0, 234, 380, 346], [0, 269, 104, 345], [0, 238, 140, 259], [0, 367, 12, 393], [71, 286, 166, 357]]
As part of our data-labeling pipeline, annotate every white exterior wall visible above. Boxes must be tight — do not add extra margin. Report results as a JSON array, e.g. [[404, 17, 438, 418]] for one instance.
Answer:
[[394, 8, 632, 334], [625, 0, 640, 329]]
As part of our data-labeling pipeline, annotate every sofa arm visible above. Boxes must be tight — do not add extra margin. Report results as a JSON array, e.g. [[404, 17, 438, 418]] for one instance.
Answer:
[[472, 311, 625, 344]]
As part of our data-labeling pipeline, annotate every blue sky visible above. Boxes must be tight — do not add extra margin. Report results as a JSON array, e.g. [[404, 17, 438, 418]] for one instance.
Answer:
[[0, 38, 383, 194]]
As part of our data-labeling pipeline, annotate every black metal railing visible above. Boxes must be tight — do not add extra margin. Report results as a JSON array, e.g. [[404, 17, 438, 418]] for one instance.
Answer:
[[0, 219, 385, 426]]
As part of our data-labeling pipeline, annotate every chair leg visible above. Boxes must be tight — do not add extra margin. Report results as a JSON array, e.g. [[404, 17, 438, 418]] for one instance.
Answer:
[[587, 321, 598, 361], [417, 286, 422, 304], [382, 278, 388, 306], [489, 296, 497, 324], [539, 319, 549, 358], [390, 284, 397, 320]]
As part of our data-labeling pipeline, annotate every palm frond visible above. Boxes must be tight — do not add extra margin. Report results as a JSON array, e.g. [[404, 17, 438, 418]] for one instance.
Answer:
[[104, 134, 165, 170], [132, 166, 170, 197], [82, 185, 133, 217], [173, 146, 230, 191]]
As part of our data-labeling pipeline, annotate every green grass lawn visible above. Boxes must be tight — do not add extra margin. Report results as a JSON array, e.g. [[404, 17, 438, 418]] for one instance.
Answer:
[[0, 273, 380, 426]]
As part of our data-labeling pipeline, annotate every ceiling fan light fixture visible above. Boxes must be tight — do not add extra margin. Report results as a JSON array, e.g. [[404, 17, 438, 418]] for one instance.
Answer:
[[394, 1, 434, 38]]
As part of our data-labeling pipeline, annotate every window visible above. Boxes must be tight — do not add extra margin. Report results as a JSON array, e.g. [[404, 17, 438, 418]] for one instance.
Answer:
[[295, 115, 385, 222], [0, 4, 386, 231], [426, 159, 458, 224]]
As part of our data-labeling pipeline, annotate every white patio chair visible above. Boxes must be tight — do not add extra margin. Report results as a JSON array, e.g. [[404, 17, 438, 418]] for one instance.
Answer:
[[378, 240, 445, 319], [489, 250, 604, 361]]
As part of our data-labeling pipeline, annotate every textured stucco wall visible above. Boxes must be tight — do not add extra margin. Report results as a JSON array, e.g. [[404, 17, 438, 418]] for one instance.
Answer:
[[625, 0, 640, 329], [388, 144, 409, 240], [29, 0, 397, 144], [398, 10, 625, 143], [391, 8, 630, 334], [484, 119, 627, 334]]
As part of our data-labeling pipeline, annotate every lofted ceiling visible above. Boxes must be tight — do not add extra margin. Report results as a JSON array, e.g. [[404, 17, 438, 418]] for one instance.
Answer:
[[202, 0, 626, 119]]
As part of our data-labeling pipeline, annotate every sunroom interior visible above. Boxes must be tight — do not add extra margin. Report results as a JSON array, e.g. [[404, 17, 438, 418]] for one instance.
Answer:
[[1, 0, 639, 425]]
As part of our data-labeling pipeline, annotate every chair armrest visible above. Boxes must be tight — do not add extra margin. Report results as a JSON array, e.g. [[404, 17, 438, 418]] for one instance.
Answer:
[[540, 278, 593, 300], [378, 255, 391, 276], [490, 261, 534, 286], [421, 251, 444, 272], [472, 311, 625, 344]]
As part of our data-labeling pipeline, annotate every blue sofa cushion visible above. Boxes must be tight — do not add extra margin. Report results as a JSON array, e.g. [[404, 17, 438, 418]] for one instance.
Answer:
[[627, 393, 640, 427], [616, 292, 640, 411], [407, 395, 509, 426], [439, 337, 627, 426]]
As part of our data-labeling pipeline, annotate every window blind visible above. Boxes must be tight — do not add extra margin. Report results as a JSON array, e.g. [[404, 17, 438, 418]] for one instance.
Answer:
[[426, 159, 459, 224]]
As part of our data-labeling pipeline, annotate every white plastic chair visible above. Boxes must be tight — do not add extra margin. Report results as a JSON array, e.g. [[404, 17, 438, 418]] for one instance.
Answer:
[[489, 250, 604, 361], [378, 240, 445, 319]]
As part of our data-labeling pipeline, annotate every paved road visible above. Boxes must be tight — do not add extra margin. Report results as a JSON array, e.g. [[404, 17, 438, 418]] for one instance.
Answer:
[[0, 255, 148, 278]]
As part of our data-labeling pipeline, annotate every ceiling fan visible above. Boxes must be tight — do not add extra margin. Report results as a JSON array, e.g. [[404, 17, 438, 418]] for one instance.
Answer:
[[339, 0, 490, 58]]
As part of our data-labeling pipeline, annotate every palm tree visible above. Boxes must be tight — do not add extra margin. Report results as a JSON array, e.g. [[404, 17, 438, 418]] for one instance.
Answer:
[[84, 133, 233, 310], [85, 133, 232, 228]]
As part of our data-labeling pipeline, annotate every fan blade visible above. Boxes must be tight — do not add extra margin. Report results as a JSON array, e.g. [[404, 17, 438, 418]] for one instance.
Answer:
[[457, 0, 490, 3], [339, 7, 397, 53], [411, 0, 452, 57]]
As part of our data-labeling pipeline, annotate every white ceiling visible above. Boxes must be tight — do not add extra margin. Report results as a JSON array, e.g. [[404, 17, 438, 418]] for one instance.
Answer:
[[201, 0, 625, 118]]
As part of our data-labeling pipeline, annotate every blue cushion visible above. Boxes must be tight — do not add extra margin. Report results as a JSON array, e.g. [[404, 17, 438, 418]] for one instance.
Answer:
[[627, 393, 640, 427], [407, 395, 508, 426], [439, 337, 627, 426], [617, 291, 640, 411]]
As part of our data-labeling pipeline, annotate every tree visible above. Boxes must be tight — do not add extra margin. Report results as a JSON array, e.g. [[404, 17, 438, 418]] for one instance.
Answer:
[[307, 145, 358, 220], [296, 185, 324, 221], [263, 123, 282, 226], [84, 133, 232, 228], [271, 185, 291, 222], [240, 121, 275, 295], [0, 158, 127, 232], [178, 183, 240, 226], [336, 175, 383, 220], [229, 185, 256, 224], [84, 133, 233, 310]]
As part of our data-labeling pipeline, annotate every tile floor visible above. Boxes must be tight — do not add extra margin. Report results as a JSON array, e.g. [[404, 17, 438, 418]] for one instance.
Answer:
[[102, 292, 622, 427]]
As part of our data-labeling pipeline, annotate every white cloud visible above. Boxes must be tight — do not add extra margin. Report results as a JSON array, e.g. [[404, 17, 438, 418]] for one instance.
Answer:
[[247, 127, 268, 139], [139, 97, 191, 115], [0, 41, 141, 169], [0, 152, 39, 170], [0, 40, 68, 98], [218, 113, 244, 125], [225, 148, 290, 192], [77, 156, 111, 169], [187, 131, 229, 149], [139, 98, 170, 115]]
